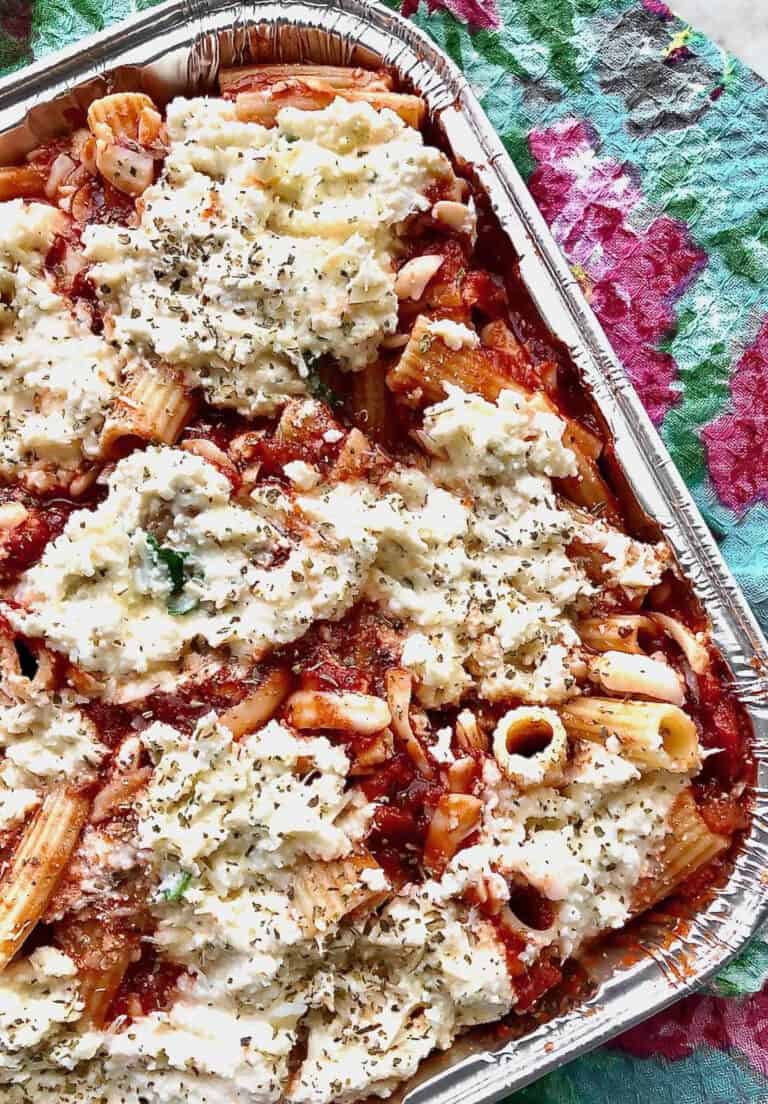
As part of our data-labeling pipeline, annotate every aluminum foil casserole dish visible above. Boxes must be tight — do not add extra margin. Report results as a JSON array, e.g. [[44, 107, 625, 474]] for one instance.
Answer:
[[0, 2, 766, 1102]]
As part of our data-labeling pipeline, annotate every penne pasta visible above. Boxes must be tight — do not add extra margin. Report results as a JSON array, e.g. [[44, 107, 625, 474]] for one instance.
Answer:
[[0, 787, 90, 972], [394, 256, 445, 301], [385, 667, 435, 778], [316, 88, 425, 128], [557, 424, 621, 523], [577, 614, 656, 655], [329, 428, 378, 483], [286, 689, 391, 735], [100, 363, 195, 455], [479, 319, 550, 390], [218, 668, 291, 740], [0, 164, 47, 200], [492, 707, 569, 790], [219, 64, 394, 95], [560, 697, 699, 772], [55, 916, 140, 1027], [89, 767, 152, 824], [387, 314, 524, 405], [234, 81, 425, 129], [292, 850, 390, 936], [651, 613, 710, 674], [349, 361, 393, 443], [455, 709, 489, 756], [588, 650, 685, 706], [346, 730, 395, 776], [632, 789, 729, 912], [424, 793, 482, 875]]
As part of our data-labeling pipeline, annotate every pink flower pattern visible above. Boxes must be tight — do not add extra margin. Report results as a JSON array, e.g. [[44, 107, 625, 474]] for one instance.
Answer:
[[702, 316, 768, 512], [401, 0, 500, 31], [527, 119, 706, 424], [616, 989, 768, 1078]]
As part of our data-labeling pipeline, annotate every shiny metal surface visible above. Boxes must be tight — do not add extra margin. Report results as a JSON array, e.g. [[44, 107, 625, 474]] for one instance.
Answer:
[[0, 2, 767, 1098]]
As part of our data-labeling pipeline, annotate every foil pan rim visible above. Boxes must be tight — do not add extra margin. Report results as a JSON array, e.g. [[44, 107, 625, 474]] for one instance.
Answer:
[[0, 2, 767, 1100]]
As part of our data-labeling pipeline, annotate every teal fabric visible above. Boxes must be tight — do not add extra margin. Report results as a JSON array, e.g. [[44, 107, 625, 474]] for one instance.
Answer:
[[3, 1, 768, 1100]]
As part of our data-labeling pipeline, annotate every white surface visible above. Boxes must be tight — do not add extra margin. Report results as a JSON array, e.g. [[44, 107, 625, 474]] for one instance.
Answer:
[[674, 0, 768, 80]]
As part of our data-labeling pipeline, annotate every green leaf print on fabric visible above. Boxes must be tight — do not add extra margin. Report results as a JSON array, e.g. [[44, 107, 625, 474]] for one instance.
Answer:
[[663, 338, 733, 488], [712, 940, 768, 998], [514, 0, 583, 90], [707, 210, 768, 285], [31, 0, 133, 59]]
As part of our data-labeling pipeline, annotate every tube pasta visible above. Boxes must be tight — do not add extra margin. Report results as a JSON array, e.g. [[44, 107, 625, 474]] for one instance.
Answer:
[[346, 730, 395, 777], [329, 428, 377, 483], [0, 787, 90, 972], [90, 767, 152, 824], [385, 668, 435, 778], [0, 164, 47, 200], [77, 948, 136, 1026], [577, 615, 656, 655], [492, 707, 569, 790], [557, 424, 621, 523], [447, 756, 477, 793], [560, 697, 699, 772], [455, 709, 489, 756], [394, 256, 444, 300], [286, 690, 391, 735], [388, 314, 525, 406], [349, 361, 392, 443], [235, 81, 425, 128], [588, 651, 685, 706], [219, 64, 394, 95], [424, 793, 482, 875], [652, 613, 710, 674], [292, 850, 390, 936], [218, 668, 291, 740], [632, 789, 729, 912], [479, 319, 552, 389], [100, 364, 195, 455], [55, 916, 140, 1027]]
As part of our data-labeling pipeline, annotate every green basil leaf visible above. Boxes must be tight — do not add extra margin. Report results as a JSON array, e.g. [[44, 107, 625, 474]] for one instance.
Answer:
[[164, 871, 192, 902], [146, 533, 187, 596]]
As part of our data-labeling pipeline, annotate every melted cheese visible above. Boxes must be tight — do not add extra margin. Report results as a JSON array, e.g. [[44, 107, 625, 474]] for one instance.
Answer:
[[0, 201, 121, 489], [84, 97, 448, 414]]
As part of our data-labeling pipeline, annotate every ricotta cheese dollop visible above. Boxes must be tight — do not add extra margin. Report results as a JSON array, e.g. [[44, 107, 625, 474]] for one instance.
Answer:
[[84, 97, 450, 414], [0, 200, 121, 490], [9, 446, 374, 693]]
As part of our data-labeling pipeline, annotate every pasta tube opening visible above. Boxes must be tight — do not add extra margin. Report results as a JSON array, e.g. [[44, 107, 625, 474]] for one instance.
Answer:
[[560, 698, 700, 772], [492, 707, 568, 790]]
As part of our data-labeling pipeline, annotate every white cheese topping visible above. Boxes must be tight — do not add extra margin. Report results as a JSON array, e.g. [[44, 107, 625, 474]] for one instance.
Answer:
[[0, 200, 121, 489], [423, 318, 481, 351], [302, 384, 592, 706], [0, 947, 84, 1080], [9, 446, 374, 690], [84, 97, 449, 414], [442, 748, 685, 958], [8, 381, 663, 710], [138, 715, 358, 1001], [0, 691, 105, 832]]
